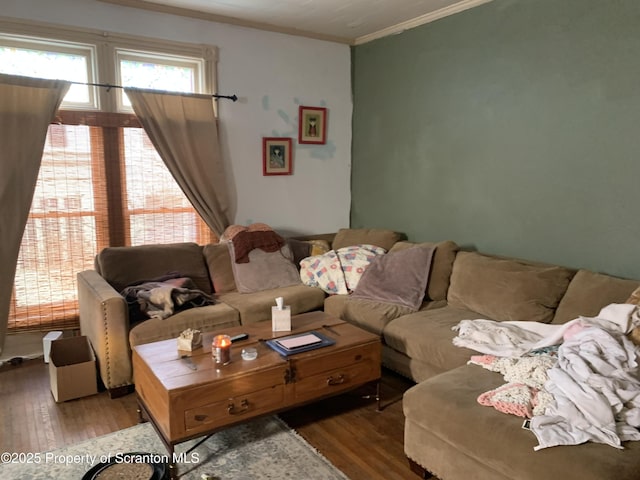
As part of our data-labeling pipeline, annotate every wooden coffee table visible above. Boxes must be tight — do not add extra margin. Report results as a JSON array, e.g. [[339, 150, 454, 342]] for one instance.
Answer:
[[132, 311, 381, 478]]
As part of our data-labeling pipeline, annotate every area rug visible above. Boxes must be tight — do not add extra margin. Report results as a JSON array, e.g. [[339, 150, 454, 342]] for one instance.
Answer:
[[0, 416, 350, 479]]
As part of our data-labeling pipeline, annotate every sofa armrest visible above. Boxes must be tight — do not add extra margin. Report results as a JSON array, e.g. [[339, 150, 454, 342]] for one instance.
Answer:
[[77, 270, 132, 392]]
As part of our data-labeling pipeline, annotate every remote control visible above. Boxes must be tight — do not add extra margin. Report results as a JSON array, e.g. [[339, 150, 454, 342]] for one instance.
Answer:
[[230, 333, 249, 343]]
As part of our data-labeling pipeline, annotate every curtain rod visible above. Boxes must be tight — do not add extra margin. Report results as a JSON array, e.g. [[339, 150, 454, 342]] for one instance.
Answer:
[[71, 81, 238, 102]]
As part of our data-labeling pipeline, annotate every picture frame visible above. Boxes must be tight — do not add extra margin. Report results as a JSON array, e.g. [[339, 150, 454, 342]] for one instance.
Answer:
[[263, 137, 293, 176], [298, 106, 327, 144]]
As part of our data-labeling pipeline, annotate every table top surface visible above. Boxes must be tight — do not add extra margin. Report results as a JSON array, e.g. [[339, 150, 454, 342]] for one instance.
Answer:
[[133, 311, 379, 391]]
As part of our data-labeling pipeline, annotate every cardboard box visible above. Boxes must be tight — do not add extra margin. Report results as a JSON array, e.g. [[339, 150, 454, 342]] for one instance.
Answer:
[[49, 336, 97, 402], [43, 331, 63, 363]]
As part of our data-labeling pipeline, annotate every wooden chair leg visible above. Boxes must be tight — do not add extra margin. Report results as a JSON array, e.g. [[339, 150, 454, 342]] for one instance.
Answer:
[[408, 457, 433, 479]]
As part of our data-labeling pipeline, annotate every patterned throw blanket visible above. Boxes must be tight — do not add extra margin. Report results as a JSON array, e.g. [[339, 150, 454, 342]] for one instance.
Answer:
[[300, 244, 386, 295], [121, 273, 214, 320]]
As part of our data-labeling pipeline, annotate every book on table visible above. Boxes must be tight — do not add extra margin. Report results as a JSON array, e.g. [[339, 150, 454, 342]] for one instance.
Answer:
[[265, 331, 335, 356]]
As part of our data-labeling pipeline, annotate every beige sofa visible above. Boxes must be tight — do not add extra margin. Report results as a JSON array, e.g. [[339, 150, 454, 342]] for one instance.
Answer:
[[326, 241, 640, 480], [77, 228, 404, 397]]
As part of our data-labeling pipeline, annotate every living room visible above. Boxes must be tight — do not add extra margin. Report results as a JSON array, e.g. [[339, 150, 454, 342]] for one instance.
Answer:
[[2, 0, 640, 479]]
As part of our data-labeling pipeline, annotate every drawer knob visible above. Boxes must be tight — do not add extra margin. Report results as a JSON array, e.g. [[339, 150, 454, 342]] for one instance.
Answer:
[[327, 374, 346, 386], [227, 398, 250, 415]]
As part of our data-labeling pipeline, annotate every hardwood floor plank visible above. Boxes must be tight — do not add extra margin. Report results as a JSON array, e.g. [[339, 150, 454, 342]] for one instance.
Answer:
[[0, 359, 417, 479]]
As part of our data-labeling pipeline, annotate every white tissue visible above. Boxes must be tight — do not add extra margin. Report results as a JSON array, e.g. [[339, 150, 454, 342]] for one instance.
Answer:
[[275, 296, 284, 310]]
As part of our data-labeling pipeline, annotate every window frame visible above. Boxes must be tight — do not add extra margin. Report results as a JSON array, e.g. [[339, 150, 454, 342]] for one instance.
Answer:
[[0, 15, 218, 113]]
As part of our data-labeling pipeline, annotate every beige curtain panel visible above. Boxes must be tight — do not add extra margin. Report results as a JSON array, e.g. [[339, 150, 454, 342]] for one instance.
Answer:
[[0, 74, 70, 355], [125, 88, 231, 236]]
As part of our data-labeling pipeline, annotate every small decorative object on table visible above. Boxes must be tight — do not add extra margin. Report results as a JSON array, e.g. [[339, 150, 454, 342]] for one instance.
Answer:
[[212, 334, 232, 365], [177, 328, 202, 351]]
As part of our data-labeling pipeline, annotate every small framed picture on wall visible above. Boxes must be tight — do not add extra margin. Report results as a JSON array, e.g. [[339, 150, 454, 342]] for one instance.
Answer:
[[263, 137, 293, 176], [298, 106, 327, 144]]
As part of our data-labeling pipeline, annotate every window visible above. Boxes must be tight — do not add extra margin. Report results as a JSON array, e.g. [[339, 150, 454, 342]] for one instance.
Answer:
[[3, 21, 218, 332], [0, 33, 97, 109], [116, 48, 205, 111]]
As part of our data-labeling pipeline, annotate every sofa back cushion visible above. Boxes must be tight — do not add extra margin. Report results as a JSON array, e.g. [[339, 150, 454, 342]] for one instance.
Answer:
[[390, 240, 459, 301], [230, 243, 301, 293], [96, 242, 211, 294], [203, 243, 237, 293], [447, 252, 573, 323], [332, 228, 405, 251], [552, 269, 640, 324]]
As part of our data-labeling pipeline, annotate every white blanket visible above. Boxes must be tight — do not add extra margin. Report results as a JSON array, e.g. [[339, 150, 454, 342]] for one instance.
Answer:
[[453, 304, 640, 450], [453, 303, 640, 357], [531, 325, 640, 450]]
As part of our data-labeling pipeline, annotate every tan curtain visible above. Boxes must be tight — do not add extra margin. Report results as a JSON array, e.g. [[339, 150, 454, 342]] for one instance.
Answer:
[[124, 88, 231, 236], [0, 74, 70, 354]]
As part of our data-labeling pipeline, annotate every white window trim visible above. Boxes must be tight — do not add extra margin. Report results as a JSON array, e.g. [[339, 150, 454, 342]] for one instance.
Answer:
[[0, 16, 218, 113]]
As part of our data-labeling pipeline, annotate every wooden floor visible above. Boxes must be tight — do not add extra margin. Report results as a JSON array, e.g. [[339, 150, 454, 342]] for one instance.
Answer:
[[0, 359, 417, 479]]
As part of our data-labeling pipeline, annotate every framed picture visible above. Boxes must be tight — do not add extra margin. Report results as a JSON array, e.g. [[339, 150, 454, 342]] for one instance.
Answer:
[[298, 106, 327, 144], [263, 137, 293, 176]]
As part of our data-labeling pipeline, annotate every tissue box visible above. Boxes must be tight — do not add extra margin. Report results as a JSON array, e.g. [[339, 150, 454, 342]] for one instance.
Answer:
[[272, 306, 291, 332]]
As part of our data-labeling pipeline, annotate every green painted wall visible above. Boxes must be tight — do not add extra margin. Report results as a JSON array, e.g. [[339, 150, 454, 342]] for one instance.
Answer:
[[351, 0, 640, 280]]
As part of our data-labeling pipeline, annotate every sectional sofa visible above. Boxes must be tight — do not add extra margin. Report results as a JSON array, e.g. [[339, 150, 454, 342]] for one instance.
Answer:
[[78, 227, 640, 479], [324, 236, 640, 480]]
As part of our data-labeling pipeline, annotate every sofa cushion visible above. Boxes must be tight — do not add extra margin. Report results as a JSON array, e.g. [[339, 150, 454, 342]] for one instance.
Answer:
[[390, 240, 459, 301], [552, 269, 640, 324], [323, 294, 349, 319], [332, 228, 404, 251], [203, 243, 237, 293], [403, 364, 640, 480], [341, 298, 415, 336], [129, 303, 240, 346], [383, 305, 479, 372], [447, 252, 573, 323], [97, 242, 211, 294], [229, 243, 301, 293], [351, 244, 435, 311], [217, 284, 325, 324]]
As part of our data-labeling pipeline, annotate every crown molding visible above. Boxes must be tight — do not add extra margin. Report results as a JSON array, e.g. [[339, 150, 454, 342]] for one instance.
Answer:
[[353, 0, 494, 45]]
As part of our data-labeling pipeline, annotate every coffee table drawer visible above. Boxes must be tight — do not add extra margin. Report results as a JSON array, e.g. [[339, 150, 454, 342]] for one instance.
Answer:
[[185, 384, 285, 432], [291, 359, 379, 404]]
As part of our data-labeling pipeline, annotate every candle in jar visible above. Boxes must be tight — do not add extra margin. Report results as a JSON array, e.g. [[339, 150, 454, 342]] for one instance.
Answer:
[[212, 334, 232, 365]]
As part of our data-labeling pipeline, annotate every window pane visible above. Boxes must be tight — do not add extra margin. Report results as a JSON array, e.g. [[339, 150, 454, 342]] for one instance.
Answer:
[[0, 46, 91, 104], [122, 127, 210, 246], [10, 125, 104, 330], [120, 58, 196, 107]]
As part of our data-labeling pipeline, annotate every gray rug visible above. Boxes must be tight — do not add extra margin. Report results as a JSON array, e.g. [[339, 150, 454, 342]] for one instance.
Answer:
[[0, 416, 350, 479]]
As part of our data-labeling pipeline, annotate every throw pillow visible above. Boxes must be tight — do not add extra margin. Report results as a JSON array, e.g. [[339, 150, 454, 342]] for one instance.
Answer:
[[203, 243, 237, 293], [288, 239, 332, 269], [230, 243, 301, 293], [351, 244, 436, 311]]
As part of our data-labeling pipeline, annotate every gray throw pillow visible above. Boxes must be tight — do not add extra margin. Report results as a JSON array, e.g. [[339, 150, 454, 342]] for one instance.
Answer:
[[230, 243, 301, 293], [351, 245, 435, 311]]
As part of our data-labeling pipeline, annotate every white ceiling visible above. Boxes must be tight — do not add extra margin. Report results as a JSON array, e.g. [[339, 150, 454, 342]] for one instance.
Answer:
[[99, 0, 493, 44]]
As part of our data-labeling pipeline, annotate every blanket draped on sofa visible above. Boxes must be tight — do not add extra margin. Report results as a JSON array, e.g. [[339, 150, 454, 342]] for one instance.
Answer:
[[121, 273, 214, 320]]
